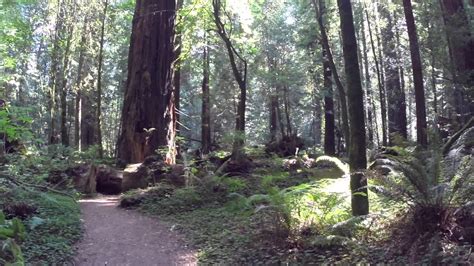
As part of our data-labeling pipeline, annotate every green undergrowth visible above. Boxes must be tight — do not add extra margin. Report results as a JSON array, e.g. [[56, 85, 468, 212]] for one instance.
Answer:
[[0, 188, 81, 264], [121, 155, 385, 263]]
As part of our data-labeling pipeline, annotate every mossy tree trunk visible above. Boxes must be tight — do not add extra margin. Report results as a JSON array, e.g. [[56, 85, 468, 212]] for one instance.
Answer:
[[337, 0, 369, 216]]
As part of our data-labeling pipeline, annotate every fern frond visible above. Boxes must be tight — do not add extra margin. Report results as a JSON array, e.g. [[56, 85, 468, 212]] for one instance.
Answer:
[[315, 155, 350, 174]]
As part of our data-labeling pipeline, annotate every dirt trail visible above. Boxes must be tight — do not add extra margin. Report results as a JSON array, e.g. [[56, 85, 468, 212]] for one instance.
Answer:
[[73, 195, 197, 266]]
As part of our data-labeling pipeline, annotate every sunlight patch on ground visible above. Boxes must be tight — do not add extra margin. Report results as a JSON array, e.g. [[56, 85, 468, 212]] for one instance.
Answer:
[[322, 176, 350, 196]]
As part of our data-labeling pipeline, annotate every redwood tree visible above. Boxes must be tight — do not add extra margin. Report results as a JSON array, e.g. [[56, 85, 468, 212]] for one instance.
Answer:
[[337, 0, 369, 216], [402, 0, 428, 147], [117, 0, 177, 164], [381, 4, 407, 143]]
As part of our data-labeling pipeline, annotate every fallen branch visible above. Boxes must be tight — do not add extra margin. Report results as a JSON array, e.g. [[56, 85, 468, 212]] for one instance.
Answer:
[[0, 172, 75, 199], [442, 117, 474, 155]]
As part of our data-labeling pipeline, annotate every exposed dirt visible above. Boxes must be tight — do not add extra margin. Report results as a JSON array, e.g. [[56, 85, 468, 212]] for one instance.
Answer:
[[73, 195, 197, 266]]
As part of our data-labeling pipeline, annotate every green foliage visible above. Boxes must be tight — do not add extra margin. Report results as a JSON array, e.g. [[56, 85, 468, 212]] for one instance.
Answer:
[[0, 211, 25, 265], [370, 146, 473, 207], [0, 106, 34, 144], [261, 171, 289, 189], [15, 191, 80, 264]]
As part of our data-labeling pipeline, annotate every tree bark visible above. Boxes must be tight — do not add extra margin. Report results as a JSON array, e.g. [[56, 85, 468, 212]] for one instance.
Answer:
[[439, 0, 474, 125], [360, 10, 374, 145], [402, 0, 428, 147], [201, 43, 211, 155], [60, 26, 74, 146], [337, 0, 369, 216], [365, 8, 388, 146], [117, 0, 177, 164], [96, 0, 108, 158], [269, 95, 279, 142], [381, 5, 408, 143], [75, 19, 87, 151]]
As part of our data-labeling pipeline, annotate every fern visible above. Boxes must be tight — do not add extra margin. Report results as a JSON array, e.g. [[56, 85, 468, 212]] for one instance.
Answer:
[[370, 146, 473, 207], [316, 155, 350, 175]]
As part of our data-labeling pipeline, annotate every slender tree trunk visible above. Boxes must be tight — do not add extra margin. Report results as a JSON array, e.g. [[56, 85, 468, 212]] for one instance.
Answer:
[[60, 26, 73, 146], [312, 0, 350, 151], [201, 43, 211, 155], [75, 20, 87, 150], [365, 8, 388, 146], [337, 0, 368, 216], [117, 0, 177, 164], [323, 49, 335, 155], [403, 0, 428, 147], [269, 95, 279, 141], [360, 14, 374, 145], [48, 3, 64, 144], [96, 0, 108, 158], [212, 0, 247, 158]]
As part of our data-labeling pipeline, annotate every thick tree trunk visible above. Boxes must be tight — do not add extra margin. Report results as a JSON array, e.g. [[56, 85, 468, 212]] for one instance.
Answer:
[[439, 0, 474, 125], [174, 0, 184, 133], [337, 0, 369, 216], [403, 0, 428, 147], [201, 44, 211, 155], [96, 0, 108, 158], [365, 8, 388, 146], [282, 85, 292, 136], [381, 5, 408, 143], [117, 0, 177, 164]]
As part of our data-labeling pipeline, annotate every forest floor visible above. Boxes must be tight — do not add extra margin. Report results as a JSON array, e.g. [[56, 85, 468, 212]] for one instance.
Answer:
[[73, 194, 197, 266]]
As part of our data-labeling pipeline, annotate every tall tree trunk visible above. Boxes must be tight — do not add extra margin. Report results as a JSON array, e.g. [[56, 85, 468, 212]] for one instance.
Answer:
[[75, 19, 87, 150], [323, 48, 335, 155], [212, 0, 247, 158], [282, 85, 292, 136], [337, 0, 369, 216], [312, 0, 350, 151], [174, 0, 184, 133], [403, 0, 428, 147], [318, 0, 335, 155], [365, 8, 388, 146], [381, 5, 408, 143], [48, 3, 64, 144], [117, 0, 177, 164], [439, 0, 474, 125], [201, 43, 211, 155], [96, 0, 108, 158], [269, 95, 279, 142], [360, 12, 374, 145], [60, 26, 74, 146]]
